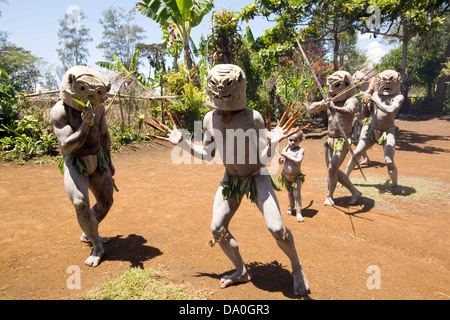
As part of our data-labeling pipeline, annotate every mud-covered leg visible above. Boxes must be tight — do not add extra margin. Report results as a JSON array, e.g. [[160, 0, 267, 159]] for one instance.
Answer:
[[64, 158, 104, 267], [84, 163, 114, 244], [292, 180, 304, 222], [210, 180, 252, 288], [324, 146, 339, 206], [255, 175, 310, 296], [384, 131, 400, 195], [287, 189, 296, 216]]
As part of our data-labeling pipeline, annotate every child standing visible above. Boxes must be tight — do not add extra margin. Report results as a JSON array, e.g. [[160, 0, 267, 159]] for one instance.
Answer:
[[279, 130, 305, 222]]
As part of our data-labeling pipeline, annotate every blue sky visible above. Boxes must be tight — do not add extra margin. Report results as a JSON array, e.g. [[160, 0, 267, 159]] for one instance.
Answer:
[[1, 0, 388, 76]]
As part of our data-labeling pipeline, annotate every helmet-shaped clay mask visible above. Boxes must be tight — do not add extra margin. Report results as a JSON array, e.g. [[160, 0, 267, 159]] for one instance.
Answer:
[[326, 71, 356, 102], [377, 70, 401, 96], [353, 68, 374, 92], [60, 66, 111, 112], [205, 64, 246, 111]]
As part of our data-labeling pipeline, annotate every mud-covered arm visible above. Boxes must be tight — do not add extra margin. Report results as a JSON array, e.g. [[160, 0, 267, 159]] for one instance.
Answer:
[[278, 146, 288, 164], [172, 112, 216, 162], [328, 98, 357, 115], [281, 148, 304, 164], [370, 93, 404, 114], [50, 102, 93, 155], [307, 100, 327, 113]]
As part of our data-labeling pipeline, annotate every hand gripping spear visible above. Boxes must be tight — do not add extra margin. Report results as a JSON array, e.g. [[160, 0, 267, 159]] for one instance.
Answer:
[[295, 37, 367, 181]]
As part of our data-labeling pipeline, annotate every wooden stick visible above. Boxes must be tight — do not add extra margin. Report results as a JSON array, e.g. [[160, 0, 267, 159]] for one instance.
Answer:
[[286, 123, 311, 138], [149, 116, 170, 132], [107, 93, 181, 101], [144, 119, 167, 134], [172, 113, 183, 129], [147, 134, 167, 141], [163, 102, 175, 125], [279, 100, 296, 126], [24, 90, 59, 97], [283, 106, 303, 131], [331, 69, 377, 102]]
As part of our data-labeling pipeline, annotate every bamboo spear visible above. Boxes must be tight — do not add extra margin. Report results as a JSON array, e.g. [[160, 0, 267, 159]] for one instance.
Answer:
[[295, 37, 366, 181]]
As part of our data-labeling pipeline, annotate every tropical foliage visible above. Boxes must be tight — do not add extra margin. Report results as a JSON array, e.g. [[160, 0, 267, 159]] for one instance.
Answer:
[[0, 1, 448, 164]]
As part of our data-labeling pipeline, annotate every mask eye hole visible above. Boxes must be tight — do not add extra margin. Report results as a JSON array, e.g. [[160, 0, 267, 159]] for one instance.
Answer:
[[211, 80, 216, 86], [335, 83, 340, 88], [226, 80, 233, 86], [80, 86, 86, 91], [97, 90, 103, 95]]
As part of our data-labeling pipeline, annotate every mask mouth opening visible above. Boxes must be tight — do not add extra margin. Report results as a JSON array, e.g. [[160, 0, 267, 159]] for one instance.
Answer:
[[380, 85, 393, 93], [213, 92, 232, 100]]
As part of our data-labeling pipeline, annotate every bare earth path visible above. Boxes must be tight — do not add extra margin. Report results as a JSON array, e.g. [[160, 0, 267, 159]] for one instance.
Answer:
[[0, 116, 449, 300]]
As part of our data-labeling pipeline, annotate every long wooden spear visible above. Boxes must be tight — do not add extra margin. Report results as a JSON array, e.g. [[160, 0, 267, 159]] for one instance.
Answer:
[[295, 37, 366, 181]]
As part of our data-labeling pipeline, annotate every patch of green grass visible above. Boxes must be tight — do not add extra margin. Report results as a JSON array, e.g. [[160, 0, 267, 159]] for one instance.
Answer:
[[81, 267, 206, 300], [310, 174, 449, 214]]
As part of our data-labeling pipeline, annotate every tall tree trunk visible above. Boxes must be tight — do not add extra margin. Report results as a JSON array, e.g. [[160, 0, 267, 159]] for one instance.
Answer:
[[333, 31, 340, 71], [400, 17, 410, 113], [184, 44, 200, 88], [184, 45, 194, 71], [432, 38, 450, 114]]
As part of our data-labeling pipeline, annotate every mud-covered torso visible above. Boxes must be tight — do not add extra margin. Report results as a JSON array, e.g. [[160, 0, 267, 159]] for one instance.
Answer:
[[327, 98, 357, 138], [282, 147, 303, 178], [209, 108, 266, 178], [371, 93, 400, 131], [64, 103, 102, 157]]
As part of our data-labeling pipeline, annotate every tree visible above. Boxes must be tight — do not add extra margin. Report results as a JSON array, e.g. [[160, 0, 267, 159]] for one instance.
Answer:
[[240, 0, 364, 71], [56, 9, 92, 71], [136, 0, 214, 75], [98, 7, 146, 70], [336, 29, 367, 74], [0, 44, 41, 92], [208, 9, 243, 65], [136, 43, 169, 78], [355, 0, 449, 106], [97, 49, 150, 130]]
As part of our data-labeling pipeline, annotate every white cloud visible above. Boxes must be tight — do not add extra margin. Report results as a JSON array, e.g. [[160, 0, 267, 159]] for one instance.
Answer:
[[365, 41, 387, 64], [357, 31, 373, 40]]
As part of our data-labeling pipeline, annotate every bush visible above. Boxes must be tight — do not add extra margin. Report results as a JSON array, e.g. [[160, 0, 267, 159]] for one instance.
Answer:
[[0, 114, 57, 163]]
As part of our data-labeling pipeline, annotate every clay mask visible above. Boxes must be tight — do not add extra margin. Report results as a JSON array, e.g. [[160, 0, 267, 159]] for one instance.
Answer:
[[205, 64, 246, 111], [60, 66, 111, 112], [326, 71, 356, 102], [377, 70, 401, 96], [353, 68, 374, 92]]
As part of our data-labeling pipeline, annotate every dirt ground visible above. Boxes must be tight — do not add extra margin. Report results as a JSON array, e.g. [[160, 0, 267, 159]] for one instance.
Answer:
[[0, 116, 449, 300]]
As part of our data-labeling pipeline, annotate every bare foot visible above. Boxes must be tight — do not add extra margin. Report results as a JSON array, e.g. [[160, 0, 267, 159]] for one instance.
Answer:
[[349, 190, 362, 205], [391, 185, 401, 195], [293, 268, 310, 296], [80, 233, 109, 244], [296, 211, 305, 222], [220, 271, 252, 288], [84, 247, 104, 267], [324, 196, 334, 206]]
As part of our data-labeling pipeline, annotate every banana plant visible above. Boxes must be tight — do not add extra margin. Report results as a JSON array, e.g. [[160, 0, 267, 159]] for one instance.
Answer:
[[96, 48, 149, 89], [96, 49, 150, 129], [137, 0, 214, 73]]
